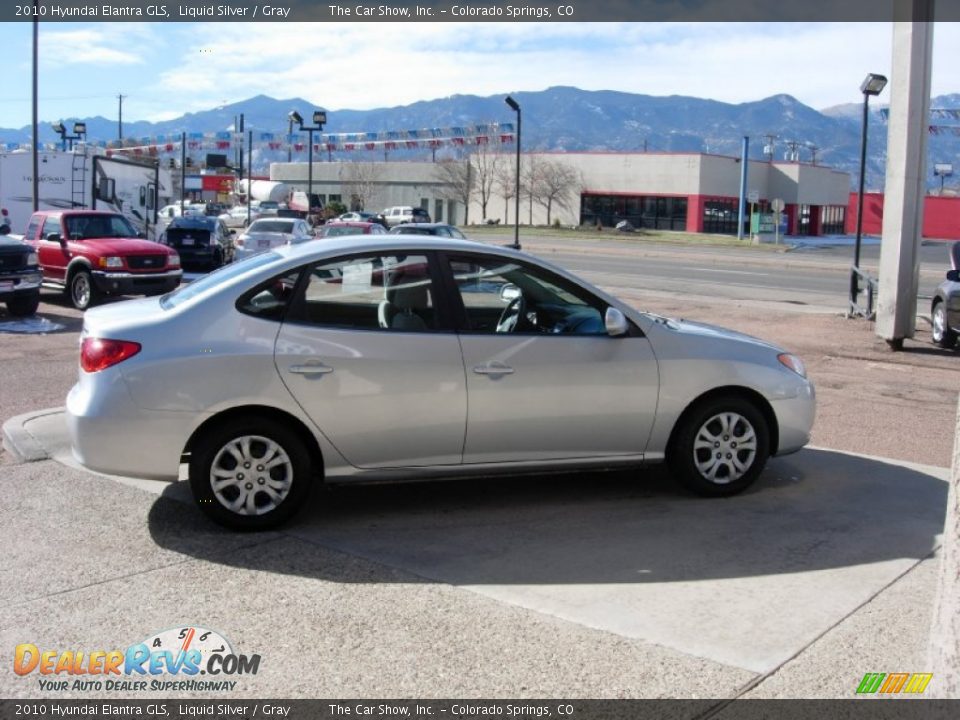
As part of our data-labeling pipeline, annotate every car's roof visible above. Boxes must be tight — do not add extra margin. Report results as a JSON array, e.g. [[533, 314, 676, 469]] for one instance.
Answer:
[[169, 217, 217, 228], [392, 223, 454, 229], [277, 234, 504, 261], [326, 221, 378, 227]]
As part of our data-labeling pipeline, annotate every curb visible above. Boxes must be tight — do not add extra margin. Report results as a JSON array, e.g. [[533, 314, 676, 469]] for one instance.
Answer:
[[1, 406, 63, 463]]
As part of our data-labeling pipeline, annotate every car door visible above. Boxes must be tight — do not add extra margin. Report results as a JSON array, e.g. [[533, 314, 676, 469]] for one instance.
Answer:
[[444, 252, 660, 464], [274, 250, 467, 469], [37, 215, 70, 283]]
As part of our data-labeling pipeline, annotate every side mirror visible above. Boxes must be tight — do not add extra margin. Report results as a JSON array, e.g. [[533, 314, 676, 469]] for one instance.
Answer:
[[46, 232, 63, 244], [605, 307, 629, 337], [947, 269, 960, 283], [500, 283, 521, 303]]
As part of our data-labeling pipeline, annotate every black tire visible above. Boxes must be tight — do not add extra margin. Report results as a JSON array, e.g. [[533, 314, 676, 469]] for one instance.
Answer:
[[932, 301, 957, 349], [189, 416, 314, 530], [668, 395, 771, 497], [6, 292, 40, 317], [68, 268, 100, 311]]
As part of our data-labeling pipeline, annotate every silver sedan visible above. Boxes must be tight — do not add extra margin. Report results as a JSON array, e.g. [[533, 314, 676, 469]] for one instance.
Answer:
[[234, 218, 315, 261], [66, 237, 815, 530]]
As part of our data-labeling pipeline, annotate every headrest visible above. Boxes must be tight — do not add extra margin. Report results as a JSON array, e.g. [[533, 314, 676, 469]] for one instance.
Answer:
[[391, 282, 429, 311]]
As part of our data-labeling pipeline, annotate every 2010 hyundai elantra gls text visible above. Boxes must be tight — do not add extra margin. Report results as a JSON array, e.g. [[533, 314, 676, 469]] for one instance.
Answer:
[[67, 237, 815, 530]]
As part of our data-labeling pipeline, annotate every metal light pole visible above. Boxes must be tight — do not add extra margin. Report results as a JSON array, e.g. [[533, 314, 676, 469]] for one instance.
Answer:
[[505, 96, 521, 250], [287, 111, 296, 163], [31, 18, 38, 212], [52, 122, 86, 151], [290, 110, 326, 215], [851, 73, 888, 312]]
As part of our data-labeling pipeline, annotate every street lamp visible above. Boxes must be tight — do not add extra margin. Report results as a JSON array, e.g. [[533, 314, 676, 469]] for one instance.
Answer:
[[934, 163, 953, 195], [289, 110, 326, 215], [52, 121, 86, 151], [850, 72, 887, 314], [287, 109, 297, 163], [504, 95, 521, 250]]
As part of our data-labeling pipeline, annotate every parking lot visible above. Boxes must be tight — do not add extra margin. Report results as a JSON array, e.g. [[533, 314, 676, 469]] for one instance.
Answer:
[[1, 236, 958, 701]]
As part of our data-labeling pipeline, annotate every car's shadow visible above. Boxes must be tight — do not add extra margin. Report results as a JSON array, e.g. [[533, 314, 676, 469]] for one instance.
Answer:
[[147, 447, 947, 586]]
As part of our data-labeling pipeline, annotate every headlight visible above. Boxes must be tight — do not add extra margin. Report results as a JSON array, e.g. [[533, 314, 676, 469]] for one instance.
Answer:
[[778, 353, 806, 378], [169, 253, 180, 267], [27, 252, 39, 266], [99, 256, 124, 269]]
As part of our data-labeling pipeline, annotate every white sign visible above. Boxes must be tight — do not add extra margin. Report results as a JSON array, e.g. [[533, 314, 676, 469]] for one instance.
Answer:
[[771, 198, 785, 212], [747, 190, 760, 204]]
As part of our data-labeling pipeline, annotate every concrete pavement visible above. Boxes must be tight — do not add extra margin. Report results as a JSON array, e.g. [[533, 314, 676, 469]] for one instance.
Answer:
[[1, 408, 949, 699]]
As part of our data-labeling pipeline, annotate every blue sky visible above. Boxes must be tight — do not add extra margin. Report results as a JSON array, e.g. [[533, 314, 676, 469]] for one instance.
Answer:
[[4, 22, 960, 131]]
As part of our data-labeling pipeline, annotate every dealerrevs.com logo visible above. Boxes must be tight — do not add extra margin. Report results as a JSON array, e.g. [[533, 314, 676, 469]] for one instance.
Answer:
[[14, 626, 261, 693]]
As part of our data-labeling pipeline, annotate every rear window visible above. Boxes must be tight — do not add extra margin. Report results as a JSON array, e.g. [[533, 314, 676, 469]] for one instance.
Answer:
[[323, 226, 366, 237], [249, 220, 295, 233]]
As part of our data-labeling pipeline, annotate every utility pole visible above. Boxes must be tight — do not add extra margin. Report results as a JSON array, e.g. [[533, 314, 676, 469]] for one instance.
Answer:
[[808, 144, 818, 166], [117, 94, 126, 141], [785, 140, 801, 162]]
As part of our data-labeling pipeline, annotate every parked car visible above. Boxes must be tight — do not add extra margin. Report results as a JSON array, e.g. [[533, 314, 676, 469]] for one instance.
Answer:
[[339, 211, 381, 223], [234, 217, 315, 261], [219, 205, 260, 229], [256, 201, 280, 217], [318, 221, 389, 238], [22, 210, 181, 310], [382, 206, 431, 227], [160, 216, 235, 271], [931, 241, 960, 349], [0, 222, 42, 317], [66, 236, 815, 530], [389, 223, 467, 239]]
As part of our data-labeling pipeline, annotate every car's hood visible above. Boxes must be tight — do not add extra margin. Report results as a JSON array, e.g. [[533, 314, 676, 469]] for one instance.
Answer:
[[645, 313, 782, 352], [72, 237, 171, 255], [0, 236, 31, 253]]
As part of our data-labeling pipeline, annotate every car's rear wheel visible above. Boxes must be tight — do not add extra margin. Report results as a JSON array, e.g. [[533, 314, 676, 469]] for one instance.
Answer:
[[6, 292, 40, 317], [668, 395, 770, 497], [932, 301, 957, 349], [189, 416, 313, 530], [68, 269, 100, 311]]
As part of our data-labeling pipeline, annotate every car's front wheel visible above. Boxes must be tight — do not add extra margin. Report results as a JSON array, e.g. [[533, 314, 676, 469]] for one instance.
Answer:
[[6, 292, 40, 317], [668, 395, 770, 497], [932, 301, 957, 349], [189, 416, 313, 530], [68, 269, 100, 311]]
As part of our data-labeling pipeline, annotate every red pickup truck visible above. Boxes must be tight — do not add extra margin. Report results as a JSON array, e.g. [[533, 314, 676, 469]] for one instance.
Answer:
[[23, 210, 182, 310]]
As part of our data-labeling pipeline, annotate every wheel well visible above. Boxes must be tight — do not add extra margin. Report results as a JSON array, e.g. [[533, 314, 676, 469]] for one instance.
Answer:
[[182, 405, 325, 480], [66, 259, 92, 280], [667, 386, 780, 457]]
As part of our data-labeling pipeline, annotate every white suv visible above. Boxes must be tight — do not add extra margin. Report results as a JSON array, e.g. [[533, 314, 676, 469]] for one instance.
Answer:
[[383, 206, 431, 227]]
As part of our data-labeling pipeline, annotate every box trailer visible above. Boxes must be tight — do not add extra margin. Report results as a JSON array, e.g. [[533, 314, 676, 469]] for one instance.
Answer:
[[0, 148, 173, 240]]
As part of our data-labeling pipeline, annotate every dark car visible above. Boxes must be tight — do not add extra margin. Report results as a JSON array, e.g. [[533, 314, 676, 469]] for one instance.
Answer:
[[388, 223, 467, 239], [0, 224, 42, 317], [931, 241, 960, 349], [161, 216, 235, 271]]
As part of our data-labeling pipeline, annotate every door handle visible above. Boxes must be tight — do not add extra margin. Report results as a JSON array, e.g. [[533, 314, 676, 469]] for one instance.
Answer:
[[473, 363, 514, 376], [288, 363, 334, 375]]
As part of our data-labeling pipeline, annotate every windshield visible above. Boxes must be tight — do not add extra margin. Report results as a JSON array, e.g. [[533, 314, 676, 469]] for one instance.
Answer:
[[248, 220, 295, 234], [65, 214, 137, 239], [160, 252, 282, 310]]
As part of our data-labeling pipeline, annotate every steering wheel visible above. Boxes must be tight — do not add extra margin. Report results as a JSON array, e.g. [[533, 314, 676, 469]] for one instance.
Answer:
[[496, 294, 526, 333]]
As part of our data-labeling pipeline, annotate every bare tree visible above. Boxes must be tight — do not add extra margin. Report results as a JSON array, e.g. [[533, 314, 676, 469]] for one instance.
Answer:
[[521, 155, 541, 225], [470, 144, 502, 222], [494, 160, 517, 225], [340, 161, 383, 211], [433, 157, 474, 225], [530, 158, 582, 226]]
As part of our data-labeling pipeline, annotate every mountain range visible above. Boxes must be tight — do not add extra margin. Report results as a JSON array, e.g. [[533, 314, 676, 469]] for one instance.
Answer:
[[3, 86, 958, 191]]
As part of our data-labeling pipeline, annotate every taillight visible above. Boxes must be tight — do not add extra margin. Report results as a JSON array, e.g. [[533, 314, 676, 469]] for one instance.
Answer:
[[80, 337, 141, 373]]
